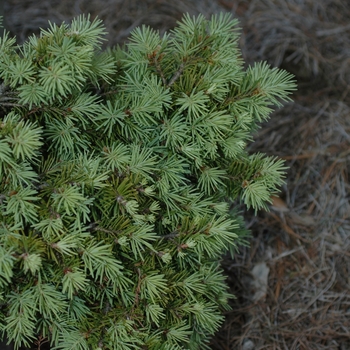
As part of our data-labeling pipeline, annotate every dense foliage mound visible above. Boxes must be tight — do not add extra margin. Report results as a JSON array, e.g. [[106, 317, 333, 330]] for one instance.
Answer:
[[0, 14, 295, 349]]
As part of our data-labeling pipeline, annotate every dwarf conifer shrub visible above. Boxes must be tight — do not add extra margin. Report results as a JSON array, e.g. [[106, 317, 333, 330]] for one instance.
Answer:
[[0, 14, 296, 350]]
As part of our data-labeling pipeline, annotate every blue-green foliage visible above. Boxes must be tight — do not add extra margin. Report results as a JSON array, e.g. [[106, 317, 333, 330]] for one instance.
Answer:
[[0, 13, 295, 349]]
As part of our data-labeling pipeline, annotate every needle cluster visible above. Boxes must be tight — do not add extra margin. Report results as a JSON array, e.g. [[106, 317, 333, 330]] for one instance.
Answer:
[[0, 13, 295, 349]]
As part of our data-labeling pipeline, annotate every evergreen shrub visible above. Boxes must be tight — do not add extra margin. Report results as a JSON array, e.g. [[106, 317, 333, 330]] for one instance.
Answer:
[[0, 13, 296, 349]]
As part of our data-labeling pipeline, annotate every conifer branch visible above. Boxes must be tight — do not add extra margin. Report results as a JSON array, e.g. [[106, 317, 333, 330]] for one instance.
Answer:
[[152, 55, 167, 86], [166, 62, 185, 87], [160, 230, 180, 240], [0, 102, 22, 107]]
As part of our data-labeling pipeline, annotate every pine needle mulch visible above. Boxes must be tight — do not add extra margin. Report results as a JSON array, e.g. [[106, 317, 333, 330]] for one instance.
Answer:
[[214, 1, 350, 349], [4, 0, 350, 349]]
